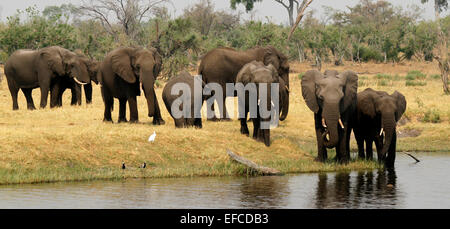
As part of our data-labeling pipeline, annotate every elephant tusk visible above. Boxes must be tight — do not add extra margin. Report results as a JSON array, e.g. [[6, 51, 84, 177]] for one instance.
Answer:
[[322, 118, 327, 128], [380, 128, 384, 136], [285, 85, 290, 93], [73, 77, 88, 85], [339, 119, 344, 129]]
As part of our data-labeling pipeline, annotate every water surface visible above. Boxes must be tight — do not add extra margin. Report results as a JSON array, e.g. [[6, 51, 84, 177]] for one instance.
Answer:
[[0, 152, 448, 208]]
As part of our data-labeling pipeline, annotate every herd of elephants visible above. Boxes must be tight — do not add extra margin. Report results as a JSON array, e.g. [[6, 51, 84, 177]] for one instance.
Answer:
[[3, 45, 407, 168]]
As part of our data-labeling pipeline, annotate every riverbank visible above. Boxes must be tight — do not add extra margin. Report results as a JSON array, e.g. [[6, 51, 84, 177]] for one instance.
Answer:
[[0, 61, 448, 185]]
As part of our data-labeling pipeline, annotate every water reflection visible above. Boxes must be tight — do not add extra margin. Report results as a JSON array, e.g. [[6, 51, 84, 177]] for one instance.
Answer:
[[239, 176, 289, 208], [314, 169, 398, 208]]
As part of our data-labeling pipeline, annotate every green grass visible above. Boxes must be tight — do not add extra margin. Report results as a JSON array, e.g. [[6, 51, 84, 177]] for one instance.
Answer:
[[406, 70, 427, 80], [406, 80, 427, 86], [422, 109, 441, 123]]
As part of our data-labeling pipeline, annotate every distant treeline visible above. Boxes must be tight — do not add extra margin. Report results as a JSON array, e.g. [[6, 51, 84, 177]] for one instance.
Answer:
[[0, 0, 449, 78]]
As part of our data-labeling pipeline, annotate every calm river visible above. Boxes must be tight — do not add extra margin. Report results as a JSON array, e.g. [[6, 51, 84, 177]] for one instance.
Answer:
[[0, 152, 449, 209]]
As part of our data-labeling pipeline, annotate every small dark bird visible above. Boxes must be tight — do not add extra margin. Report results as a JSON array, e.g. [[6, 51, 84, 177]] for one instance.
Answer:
[[122, 162, 126, 169], [140, 162, 147, 169]]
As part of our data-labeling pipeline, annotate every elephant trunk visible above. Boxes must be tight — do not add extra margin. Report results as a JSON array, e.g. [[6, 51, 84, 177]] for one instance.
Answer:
[[279, 91, 289, 121], [322, 102, 341, 149], [141, 68, 156, 117], [72, 62, 90, 85], [380, 113, 396, 161]]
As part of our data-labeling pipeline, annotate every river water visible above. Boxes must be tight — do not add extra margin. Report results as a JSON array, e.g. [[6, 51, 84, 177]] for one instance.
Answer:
[[0, 152, 448, 209]]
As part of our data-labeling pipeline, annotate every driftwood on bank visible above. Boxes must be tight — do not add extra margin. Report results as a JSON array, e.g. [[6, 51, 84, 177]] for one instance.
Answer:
[[227, 150, 283, 176]]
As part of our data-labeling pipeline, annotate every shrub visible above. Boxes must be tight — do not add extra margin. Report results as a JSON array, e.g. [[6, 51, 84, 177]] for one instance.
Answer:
[[406, 70, 427, 80], [375, 73, 392, 80], [422, 109, 441, 123], [298, 73, 305, 80], [430, 74, 441, 80], [377, 79, 389, 86]]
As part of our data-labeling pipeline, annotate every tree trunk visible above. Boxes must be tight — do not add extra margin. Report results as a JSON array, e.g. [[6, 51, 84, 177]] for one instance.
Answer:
[[434, 0, 449, 94]]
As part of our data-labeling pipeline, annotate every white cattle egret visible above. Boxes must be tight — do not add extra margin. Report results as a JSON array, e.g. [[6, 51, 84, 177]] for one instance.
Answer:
[[148, 131, 156, 142]]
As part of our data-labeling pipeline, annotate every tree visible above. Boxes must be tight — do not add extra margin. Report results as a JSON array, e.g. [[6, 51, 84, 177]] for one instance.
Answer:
[[421, 0, 449, 93], [79, 0, 170, 40]]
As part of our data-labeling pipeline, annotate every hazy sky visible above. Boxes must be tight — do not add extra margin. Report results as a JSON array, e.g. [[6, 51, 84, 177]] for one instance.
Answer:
[[0, 0, 447, 24]]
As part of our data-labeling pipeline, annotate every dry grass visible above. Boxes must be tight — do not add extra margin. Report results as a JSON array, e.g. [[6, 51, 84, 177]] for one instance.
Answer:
[[0, 60, 448, 184]]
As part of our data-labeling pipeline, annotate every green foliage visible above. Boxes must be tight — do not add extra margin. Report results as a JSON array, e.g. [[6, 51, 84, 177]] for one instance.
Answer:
[[0, 7, 76, 58], [230, 0, 262, 12], [298, 73, 305, 80], [431, 74, 441, 80], [406, 80, 427, 86], [406, 70, 427, 80]]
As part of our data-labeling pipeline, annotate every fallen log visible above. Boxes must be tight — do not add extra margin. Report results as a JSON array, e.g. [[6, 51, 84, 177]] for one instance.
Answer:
[[227, 149, 283, 176]]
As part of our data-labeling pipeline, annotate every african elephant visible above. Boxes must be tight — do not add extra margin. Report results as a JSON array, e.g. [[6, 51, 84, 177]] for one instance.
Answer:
[[353, 88, 406, 168], [162, 71, 207, 128], [198, 46, 290, 121], [301, 69, 358, 163], [4, 46, 91, 110], [236, 61, 282, 147], [98, 47, 164, 124], [55, 53, 100, 106]]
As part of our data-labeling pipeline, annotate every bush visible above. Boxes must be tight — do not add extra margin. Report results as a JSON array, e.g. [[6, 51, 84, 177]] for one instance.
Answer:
[[430, 74, 441, 80], [298, 73, 305, 80], [406, 70, 427, 80], [422, 109, 441, 123], [375, 73, 392, 80]]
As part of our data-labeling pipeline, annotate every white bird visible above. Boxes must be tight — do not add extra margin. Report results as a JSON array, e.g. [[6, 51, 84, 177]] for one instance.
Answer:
[[148, 131, 156, 142]]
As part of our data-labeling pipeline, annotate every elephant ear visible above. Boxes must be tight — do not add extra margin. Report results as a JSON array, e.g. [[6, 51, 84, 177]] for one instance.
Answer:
[[111, 51, 136, 83], [267, 63, 279, 82], [149, 48, 162, 78], [40, 49, 65, 76], [301, 70, 323, 113], [263, 47, 280, 70], [236, 62, 256, 84], [358, 89, 376, 118], [339, 70, 358, 111], [392, 91, 407, 121]]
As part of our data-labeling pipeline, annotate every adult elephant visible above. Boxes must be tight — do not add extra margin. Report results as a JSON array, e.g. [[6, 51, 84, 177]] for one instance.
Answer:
[[236, 61, 283, 147], [4, 46, 91, 110], [301, 69, 358, 163], [55, 53, 100, 106], [198, 46, 290, 121], [162, 71, 206, 128], [353, 88, 406, 168], [98, 46, 164, 124]]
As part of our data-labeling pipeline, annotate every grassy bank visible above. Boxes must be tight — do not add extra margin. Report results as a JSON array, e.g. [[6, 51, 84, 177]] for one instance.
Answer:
[[0, 61, 448, 185]]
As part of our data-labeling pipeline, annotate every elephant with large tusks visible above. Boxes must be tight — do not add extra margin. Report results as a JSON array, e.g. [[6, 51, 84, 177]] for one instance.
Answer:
[[198, 46, 290, 121], [353, 88, 406, 168], [98, 46, 165, 124], [4, 46, 91, 110], [54, 52, 100, 107], [301, 69, 358, 163]]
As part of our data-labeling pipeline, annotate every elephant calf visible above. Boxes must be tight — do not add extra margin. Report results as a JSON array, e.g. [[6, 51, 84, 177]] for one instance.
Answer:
[[353, 88, 406, 168], [162, 71, 205, 128], [236, 61, 284, 147]]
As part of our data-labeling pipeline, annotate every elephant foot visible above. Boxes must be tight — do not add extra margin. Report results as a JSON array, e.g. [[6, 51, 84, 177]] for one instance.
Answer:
[[129, 119, 139, 124], [27, 106, 36, 110], [220, 118, 232, 122], [152, 118, 165, 125], [207, 116, 220, 122], [103, 118, 113, 123], [240, 127, 249, 136], [118, 119, 128, 123]]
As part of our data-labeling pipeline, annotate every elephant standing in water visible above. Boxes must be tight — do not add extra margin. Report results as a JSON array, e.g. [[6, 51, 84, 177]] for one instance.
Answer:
[[353, 88, 406, 168], [4, 46, 91, 110], [301, 70, 358, 163], [98, 47, 165, 124], [54, 52, 100, 106], [236, 61, 285, 147], [198, 46, 290, 121], [162, 71, 207, 128]]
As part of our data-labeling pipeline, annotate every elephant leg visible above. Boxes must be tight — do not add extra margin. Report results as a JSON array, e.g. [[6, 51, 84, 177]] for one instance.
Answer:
[[206, 96, 219, 121], [57, 87, 65, 107], [374, 136, 383, 161], [50, 82, 61, 108], [219, 96, 231, 121], [118, 98, 128, 123], [194, 118, 202, 129], [128, 96, 139, 123], [71, 84, 82, 106], [240, 111, 250, 136], [252, 117, 261, 140], [366, 139, 374, 161], [385, 133, 397, 168], [102, 87, 113, 122], [314, 115, 328, 162], [6, 78, 20, 110], [84, 83, 93, 104], [355, 133, 366, 160], [152, 90, 165, 125], [21, 88, 36, 110], [337, 126, 349, 163], [38, 73, 52, 109]]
